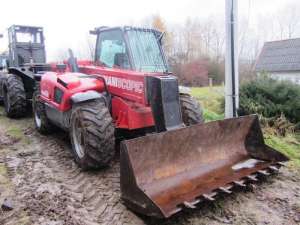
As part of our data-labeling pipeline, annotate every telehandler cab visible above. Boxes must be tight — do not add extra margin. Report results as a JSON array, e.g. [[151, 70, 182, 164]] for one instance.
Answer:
[[33, 26, 288, 218]]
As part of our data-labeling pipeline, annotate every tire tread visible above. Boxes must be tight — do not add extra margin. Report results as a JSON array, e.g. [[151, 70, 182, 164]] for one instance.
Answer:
[[180, 94, 204, 125], [3, 74, 27, 118], [70, 100, 115, 169]]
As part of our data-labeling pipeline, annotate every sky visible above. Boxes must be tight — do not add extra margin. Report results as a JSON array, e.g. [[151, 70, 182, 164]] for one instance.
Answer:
[[0, 0, 297, 60]]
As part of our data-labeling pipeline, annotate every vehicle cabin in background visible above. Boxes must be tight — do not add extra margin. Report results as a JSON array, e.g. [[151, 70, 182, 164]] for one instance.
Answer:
[[255, 38, 300, 85], [8, 25, 46, 67], [0, 25, 50, 118]]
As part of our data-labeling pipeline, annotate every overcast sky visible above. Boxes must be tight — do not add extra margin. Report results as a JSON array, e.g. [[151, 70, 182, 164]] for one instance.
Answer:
[[0, 0, 297, 60]]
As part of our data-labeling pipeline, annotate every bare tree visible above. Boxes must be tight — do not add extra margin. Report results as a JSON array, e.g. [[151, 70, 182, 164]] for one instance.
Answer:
[[86, 34, 96, 60], [54, 49, 69, 61], [276, 3, 300, 39]]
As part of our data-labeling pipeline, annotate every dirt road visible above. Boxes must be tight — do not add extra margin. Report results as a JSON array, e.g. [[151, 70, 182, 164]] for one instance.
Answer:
[[0, 107, 299, 225]]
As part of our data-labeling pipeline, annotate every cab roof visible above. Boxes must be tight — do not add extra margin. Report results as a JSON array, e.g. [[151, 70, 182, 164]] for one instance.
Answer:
[[90, 26, 162, 37]]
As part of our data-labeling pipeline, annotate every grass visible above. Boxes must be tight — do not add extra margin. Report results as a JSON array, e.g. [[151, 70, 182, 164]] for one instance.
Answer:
[[265, 133, 300, 168], [191, 86, 300, 168], [191, 86, 225, 122], [0, 107, 31, 145], [191, 86, 224, 115], [203, 109, 224, 121], [6, 125, 24, 140]]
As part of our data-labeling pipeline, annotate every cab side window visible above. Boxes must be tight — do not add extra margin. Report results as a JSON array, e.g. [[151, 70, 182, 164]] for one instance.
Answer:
[[96, 30, 130, 69]]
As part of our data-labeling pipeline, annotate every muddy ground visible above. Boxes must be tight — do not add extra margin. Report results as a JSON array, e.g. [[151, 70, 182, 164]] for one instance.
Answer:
[[0, 107, 299, 225]]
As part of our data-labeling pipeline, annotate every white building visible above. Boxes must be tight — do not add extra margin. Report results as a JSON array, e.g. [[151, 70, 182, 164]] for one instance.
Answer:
[[255, 38, 300, 85]]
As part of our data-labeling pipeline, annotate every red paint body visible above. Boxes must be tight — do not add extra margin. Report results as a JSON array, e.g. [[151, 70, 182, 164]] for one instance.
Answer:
[[41, 61, 159, 130]]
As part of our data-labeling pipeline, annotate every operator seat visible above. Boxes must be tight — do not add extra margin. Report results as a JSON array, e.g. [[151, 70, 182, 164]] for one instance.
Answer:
[[114, 53, 129, 69]]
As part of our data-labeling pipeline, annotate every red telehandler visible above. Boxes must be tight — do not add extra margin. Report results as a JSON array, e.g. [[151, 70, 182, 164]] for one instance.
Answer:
[[32, 26, 288, 218]]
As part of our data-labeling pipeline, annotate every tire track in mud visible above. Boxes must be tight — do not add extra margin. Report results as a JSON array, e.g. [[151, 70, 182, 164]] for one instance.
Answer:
[[4, 128, 144, 225], [1, 117, 300, 225]]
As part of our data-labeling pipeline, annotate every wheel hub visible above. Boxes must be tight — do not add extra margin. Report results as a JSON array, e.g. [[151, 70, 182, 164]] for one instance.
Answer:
[[72, 118, 85, 159], [34, 110, 42, 128]]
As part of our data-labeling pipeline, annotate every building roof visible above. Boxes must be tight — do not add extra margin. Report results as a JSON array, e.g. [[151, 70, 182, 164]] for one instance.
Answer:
[[255, 38, 300, 72]]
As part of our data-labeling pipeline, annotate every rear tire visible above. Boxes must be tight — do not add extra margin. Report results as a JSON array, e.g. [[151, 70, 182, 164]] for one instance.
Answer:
[[32, 86, 55, 134], [70, 100, 115, 169], [180, 94, 204, 126], [0, 73, 5, 105], [3, 74, 27, 118]]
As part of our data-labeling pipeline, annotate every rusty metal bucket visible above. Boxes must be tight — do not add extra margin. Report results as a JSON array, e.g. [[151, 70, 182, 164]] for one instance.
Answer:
[[120, 115, 288, 218]]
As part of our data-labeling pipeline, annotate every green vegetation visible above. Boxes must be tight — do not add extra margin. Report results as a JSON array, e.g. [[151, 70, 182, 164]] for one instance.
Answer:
[[203, 109, 224, 121], [191, 86, 224, 121], [0, 108, 30, 145], [6, 125, 24, 140], [239, 76, 300, 124], [191, 86, 300, 168], [265, 134, 300, 168]]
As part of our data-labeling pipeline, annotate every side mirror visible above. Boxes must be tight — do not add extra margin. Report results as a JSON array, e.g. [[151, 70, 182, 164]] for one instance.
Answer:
[[0, 34, 3, 38]]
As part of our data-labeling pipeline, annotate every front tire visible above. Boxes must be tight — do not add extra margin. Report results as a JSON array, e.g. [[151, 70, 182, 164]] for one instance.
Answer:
[[70, 100, 115, 169], [180, 94, 204, 126], [3, 74, 27, 118], [32, 87, 55, 134]]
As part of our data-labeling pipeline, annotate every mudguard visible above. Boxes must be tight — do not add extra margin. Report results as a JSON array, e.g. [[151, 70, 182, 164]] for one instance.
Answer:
[[71, 90, 105, 104]]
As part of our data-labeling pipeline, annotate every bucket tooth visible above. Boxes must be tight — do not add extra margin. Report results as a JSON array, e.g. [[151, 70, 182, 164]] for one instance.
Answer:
[[233, 180, 246, 187], [183, 201, 196, 209], [247, 175, 258, 181], [190, 199, 202, 205], [218, 186, 232, 194], [269, 165, 279, 172], [170, 207, 182, 215], [258, 170, 270, 176], [202, 192, 217, 201], [277, 162, 286, 167]]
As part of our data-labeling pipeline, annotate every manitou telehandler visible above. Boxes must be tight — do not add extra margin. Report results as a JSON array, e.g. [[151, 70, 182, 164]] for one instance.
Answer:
[[32, 26, 288, 218], [0, 25, 49, 118]]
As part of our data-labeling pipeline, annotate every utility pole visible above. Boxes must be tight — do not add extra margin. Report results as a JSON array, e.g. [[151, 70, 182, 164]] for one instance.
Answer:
[[225, 0, 239, 118]]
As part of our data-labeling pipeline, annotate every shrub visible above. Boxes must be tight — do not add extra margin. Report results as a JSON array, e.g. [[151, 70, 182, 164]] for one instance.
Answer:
[[239, 76, 300, 124], [207, 60, 225, 85]]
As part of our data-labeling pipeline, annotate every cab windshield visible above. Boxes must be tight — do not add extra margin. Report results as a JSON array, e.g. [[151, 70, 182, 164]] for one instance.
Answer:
[[126, 30, 167, 73], [16, 31, 42, 43]]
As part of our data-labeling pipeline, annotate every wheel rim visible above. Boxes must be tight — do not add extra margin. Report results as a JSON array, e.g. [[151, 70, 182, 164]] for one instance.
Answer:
[[34, 108, 42, 128], [72, 117, 85, 159]]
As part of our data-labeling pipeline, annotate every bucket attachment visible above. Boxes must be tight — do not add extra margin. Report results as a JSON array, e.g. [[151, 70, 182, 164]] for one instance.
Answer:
[[120, 115, 288, 218]]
